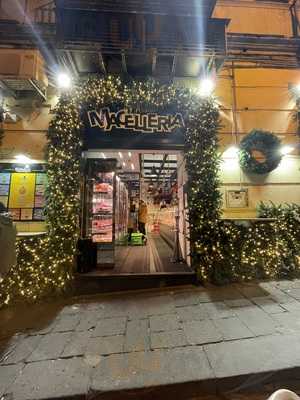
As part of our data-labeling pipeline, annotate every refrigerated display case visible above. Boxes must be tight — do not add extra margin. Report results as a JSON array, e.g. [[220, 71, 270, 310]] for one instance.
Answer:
[[84, 159, 117, 268]]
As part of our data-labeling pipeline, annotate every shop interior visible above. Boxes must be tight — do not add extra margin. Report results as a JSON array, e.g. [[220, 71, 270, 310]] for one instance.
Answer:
[[81, 150, 192, 275]]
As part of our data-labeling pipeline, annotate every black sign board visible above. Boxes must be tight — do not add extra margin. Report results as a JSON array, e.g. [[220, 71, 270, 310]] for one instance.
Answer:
[[82, 105, 185, 150]]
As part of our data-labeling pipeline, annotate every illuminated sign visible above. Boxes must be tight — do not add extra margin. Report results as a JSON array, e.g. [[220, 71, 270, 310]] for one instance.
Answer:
[[87, 108, 185, 134]]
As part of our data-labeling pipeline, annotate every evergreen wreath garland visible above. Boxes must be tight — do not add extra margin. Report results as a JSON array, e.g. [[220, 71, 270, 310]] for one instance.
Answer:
[[239, 129, 282, 174]]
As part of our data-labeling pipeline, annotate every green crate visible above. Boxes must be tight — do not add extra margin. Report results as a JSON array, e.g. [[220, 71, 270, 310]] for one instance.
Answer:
[[130, 232, 144, 246]]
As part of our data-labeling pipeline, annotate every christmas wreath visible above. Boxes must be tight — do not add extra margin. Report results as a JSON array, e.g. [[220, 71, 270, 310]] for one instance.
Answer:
[[239, 130, 282, 174]]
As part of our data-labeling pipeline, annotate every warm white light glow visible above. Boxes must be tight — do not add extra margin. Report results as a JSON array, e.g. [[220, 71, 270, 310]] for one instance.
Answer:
[[122, 162, 126, 167], [198, 78, 215, 97], [118, 152, 123, 159], [57, 72, 71, 89], [131, 163, 135, 170], [128, 151, 132, 157], [295, 83, 300, 94], [222, 146, 239, 159], [280, 145, 294, 156], [14, 154, 33, 164], [101, 152, 106, 158]]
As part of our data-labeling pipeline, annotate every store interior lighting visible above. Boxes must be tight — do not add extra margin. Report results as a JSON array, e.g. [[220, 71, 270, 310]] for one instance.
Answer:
[[118, 152, 123, 159], [57, 72, 72, 89], [14, 154, 33, 164]]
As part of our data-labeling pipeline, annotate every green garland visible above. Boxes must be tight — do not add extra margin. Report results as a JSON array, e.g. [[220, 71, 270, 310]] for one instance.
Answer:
[[239, 129, 282, 174], [0, 77, 219, 305], [1, 77, 299, 306]]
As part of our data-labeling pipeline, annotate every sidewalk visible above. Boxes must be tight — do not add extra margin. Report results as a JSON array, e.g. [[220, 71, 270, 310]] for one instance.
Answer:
[[1, 281, 300, 400]]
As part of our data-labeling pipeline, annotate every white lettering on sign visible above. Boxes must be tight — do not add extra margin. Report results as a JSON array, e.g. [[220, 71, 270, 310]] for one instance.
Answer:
[[87, 107, 185, 133]]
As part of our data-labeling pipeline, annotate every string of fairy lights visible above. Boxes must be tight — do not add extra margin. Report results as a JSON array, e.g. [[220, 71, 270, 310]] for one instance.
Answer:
[[0, 76, 299, 306]]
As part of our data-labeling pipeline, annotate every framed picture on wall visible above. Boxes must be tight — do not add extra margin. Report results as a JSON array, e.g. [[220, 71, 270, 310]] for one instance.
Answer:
[[226, 189, 248, 208]]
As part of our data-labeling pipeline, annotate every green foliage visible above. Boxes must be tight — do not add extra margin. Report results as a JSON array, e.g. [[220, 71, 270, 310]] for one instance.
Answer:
[[239, 129, 282, 174]]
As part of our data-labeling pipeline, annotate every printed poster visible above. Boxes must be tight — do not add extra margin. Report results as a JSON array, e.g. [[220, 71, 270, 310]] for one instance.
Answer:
[[9, 208, 21, 221], [9, 173, 35, 209], [36, 173, 47, 185], [21, 208, 33, 220], [0, 173, 11, 185], [0, 185, 9, 196], [33, 208, 45, 220]]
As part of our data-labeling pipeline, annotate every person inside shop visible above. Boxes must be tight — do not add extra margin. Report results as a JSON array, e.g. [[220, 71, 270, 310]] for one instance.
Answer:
[[138, 199, 148, 243], [127, 203, 136, 244]]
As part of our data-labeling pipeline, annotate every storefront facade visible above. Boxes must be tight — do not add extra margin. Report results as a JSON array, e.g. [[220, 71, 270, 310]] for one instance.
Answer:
[[1, 0, 300, 303]]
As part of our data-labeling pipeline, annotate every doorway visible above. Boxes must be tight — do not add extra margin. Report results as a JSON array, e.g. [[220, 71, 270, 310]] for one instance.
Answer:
[[80, 149, 192, 275]]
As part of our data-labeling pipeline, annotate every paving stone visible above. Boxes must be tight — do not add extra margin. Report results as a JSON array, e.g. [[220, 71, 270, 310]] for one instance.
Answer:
[[224, 298, 253, 308], [76, 311, 99, 331], [150, 330, 187, 349], [283, 288, 300, 300], [271, 312, 300, 334], [91, 346, 214, 392], [149, 314, 180, 332], [61, 332, 90, 357], [124, 319, 149, 352], [86, 335, 124, 356], [1, 335, 41, 365], [208, 286, 244, 301], [173, 291, 201, 307], [183, 320, 222, 345], [252, 297, 286, 314], [0, 363, 24, 397], [235, 307, 277, 336], [52, 314, 81, 332], [201, 301, 236, 319], [26, 332, 72, 362], [12, 358, 90, 400], [176, 305, 208, 322], [57, 304, 82, 316], [236, 285, 269, 299], [213, 317, 254, 341], [92, 317, 127, 337], [280, 301, 300, 312], [204, 334, 300, 378], [0, 335, 22, 363], [128, 295, 176, 318]]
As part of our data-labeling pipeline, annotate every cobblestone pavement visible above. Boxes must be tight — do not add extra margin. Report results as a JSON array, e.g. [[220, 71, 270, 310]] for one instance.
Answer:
[[1, 281, 300, 400]]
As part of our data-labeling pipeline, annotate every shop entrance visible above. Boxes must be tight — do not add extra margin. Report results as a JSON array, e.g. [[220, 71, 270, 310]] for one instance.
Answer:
[[79, 149, 191, 275]]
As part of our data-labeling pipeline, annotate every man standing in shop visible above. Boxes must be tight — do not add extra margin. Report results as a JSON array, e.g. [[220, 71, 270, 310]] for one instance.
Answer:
[[138, 199, 148, 243]]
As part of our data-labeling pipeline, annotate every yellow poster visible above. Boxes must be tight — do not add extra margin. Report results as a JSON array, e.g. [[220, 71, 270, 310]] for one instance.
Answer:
[[9, 173, 36, 208]]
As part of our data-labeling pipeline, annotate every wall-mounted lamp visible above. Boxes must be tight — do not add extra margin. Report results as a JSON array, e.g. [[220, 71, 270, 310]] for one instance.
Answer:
[[198, 77, 215, 97], [280, 145, 294, 156], [57, 72, 72, 89]]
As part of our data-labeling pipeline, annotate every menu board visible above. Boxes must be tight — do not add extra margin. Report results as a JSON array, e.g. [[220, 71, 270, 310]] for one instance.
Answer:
[[91, 172, 114, 243], [0, 171, 47, 221]]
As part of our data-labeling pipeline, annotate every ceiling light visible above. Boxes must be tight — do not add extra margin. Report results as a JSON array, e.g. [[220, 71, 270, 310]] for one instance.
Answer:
[[118, 152, 123, 159], [198, 77, 215, 97], [280, 145, 294, 156], [14, 154, 33, 164], [57, 72, 71, 89], [222, 146, 239, 158], [128, 151, 132, 157], [101, 152, 106, 158], [122, 162, 126, 167], [131, 163, 134, 170]]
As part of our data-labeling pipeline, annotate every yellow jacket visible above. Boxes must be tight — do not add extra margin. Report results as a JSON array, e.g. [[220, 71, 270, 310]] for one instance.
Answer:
[[138, 203, 148, 223]]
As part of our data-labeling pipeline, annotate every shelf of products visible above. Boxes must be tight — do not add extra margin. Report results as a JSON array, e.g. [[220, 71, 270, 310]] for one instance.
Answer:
[[89, 172, 114, 244]]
